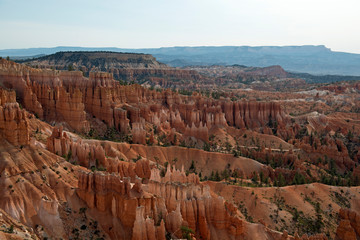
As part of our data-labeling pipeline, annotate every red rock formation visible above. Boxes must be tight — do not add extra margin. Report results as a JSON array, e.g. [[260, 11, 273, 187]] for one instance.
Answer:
[[114, 108, 130, 133], [0, 88, 29, 146], [0, 60, 44, 118], [336, 208, 360, 240], [1, 59, 289, 143], [184, 122, 209, 142], [230, 101, 287, 129], [77, 163, 246, 240], [131, 122, 146, 144], [151, 164, 199, 184], [46, 126, 105, 167], [353, 165, 360, 180], [336, 220, 356, 240], [131, 206, 166, 240], [0, 60, 89, 132], [292, 131, 354, 173]]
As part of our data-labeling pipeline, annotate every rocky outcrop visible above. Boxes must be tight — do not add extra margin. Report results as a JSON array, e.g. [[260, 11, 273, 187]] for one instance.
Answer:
[[0, 59, 89, 132], [336, 208, 360, 240], [131, 122, 146, 144], [46, 126, 105, 167], [77, 163, 245, 240], [1, 59, 289, 143], [184, 122, 209, 142], [292, 131, 354, 173], [106, 158, 152, 181], [19, 51, 203, 87], [228, 101, 287, 129], [150, 164, 199, 184], [114, 108, 130, 133], [0, 88, 29, 146]]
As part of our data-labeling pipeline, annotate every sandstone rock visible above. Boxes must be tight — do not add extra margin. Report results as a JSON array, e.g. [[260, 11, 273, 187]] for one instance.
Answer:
[[0, 88, 29, 146], [336, 208, 360, 239], [47, 126, 105, 167], [336, 220, 356, 240], [132, 122, 146, 145], [77, 164, 245, 240], [1, 59, 290, 144]]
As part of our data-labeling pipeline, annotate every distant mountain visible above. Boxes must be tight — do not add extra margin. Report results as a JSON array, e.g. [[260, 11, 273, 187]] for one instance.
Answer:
[[2, 45, 360, 75]]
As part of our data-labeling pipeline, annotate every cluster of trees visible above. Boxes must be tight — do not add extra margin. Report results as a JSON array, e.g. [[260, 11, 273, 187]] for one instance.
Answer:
[[290, 72, 360, 84], [85, 127, 132, 144], [211, 91, 226, 99], [206, 169, 233, 182]]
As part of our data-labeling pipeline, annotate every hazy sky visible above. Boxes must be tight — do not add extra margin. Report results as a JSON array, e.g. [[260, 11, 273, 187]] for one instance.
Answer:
[[1, 0, 360, 53]]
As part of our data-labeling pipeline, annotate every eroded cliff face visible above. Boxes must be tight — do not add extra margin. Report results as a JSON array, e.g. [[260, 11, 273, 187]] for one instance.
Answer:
[[0, 59, 289, 144], [4, 58, 359, 239], [0, 87, 29, 146], [0, 136, 81, 239], [0, 60, 89, 132], [336, 208, 360, 240], [77, 162, 245, 240], [46, 126, 269, 180]]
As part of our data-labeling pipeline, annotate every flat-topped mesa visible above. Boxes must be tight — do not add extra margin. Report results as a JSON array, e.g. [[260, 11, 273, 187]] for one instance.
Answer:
[[0, 87, 29, 146], [20, 51, 203, 87], [22, 51, 166, 70], [77, 167, 245, 240]]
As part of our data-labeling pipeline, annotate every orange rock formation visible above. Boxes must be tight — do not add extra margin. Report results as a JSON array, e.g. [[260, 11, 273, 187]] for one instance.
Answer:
[[0, 59, 289, 143], [0, 87, 29, 146], [77, 163, 246, 240], [336, 208, 360, 240]]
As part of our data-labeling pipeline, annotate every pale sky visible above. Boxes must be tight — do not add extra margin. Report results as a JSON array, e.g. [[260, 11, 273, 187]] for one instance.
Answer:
[[1, 0, 360, 53]]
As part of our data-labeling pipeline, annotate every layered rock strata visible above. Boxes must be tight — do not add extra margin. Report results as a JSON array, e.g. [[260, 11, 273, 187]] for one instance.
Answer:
[[77, 164, 245, 240], [0, 87, 29, 146], [46, 126, 106, 168], [0, 59, 288, 142], [336, 208, 360, 240]]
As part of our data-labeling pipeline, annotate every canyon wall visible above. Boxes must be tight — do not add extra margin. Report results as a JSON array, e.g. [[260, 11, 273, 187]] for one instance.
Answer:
[[0, 87, 29, 146], [77, 164, 245, 240], [0, 59, 289, 142], [336, 208, 360, 240]]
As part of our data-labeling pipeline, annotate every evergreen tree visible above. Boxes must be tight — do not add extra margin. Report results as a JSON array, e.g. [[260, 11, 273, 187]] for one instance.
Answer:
[[314, 202, 323, 232], [214, 171, 221, 181], [277, 173, 286, 187]]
